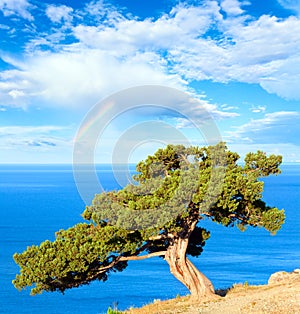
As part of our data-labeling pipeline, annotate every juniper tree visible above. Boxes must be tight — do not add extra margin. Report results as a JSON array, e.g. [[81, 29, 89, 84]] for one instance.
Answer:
[[13, 142, 285, 300]]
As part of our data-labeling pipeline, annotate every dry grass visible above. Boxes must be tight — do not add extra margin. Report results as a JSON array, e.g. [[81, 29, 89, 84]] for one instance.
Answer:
[[124, 296, 191, 314], [124, 276, 300, 314]]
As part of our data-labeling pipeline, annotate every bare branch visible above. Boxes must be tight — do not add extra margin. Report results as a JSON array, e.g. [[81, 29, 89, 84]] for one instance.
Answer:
[[120, 251, 166, 261], [179, 153, 190, 165]]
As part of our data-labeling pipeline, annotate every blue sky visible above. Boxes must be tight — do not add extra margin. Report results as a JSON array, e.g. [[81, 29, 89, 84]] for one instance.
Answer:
[[0, 0, 300, 163]]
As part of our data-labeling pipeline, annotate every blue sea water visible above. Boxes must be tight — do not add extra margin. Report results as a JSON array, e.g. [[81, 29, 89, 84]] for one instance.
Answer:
[[0, 164, 299, 313]]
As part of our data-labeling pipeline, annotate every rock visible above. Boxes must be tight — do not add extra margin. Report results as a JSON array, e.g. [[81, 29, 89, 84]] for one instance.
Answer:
[[268, 271, 289, 285], [293, 269, 300, 274], [268, 269, 300, 285]]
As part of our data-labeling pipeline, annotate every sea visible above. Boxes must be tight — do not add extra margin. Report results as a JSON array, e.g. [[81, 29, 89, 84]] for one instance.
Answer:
[[0, 164, 299, 314]]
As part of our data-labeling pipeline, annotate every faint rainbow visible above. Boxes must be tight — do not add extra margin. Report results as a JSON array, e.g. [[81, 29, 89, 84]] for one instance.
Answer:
[[76, 101, 114, 141]]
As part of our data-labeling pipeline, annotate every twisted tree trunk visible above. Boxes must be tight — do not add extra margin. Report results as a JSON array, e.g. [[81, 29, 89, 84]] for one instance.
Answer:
[[164, 231, 215, 300]]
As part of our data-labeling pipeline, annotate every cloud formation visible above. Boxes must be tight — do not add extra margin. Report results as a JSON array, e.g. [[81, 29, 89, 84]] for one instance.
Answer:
[[0, 0, 300, 111], [220, 0, 247, 15], [0, 0, 299, 159], [46, 4, 73, 24], [0, 124, 72, 159], [278, 0, 300, 14], [226, 111, 300, 144], [0, 0, 33, 21]]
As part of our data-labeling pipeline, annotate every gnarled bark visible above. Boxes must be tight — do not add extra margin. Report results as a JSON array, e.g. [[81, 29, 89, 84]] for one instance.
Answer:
[[165, 232, 215, 300]]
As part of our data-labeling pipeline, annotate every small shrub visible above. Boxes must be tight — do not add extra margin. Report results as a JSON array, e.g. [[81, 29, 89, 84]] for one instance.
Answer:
[[107, 306, 122, 314]]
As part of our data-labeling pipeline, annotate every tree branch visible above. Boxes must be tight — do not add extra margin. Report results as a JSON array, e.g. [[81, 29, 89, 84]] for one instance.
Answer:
[[55, 251, 167, 289], [148, 233, 174, 241], [179, 153, 190, 165], [120, 251, 166, 261]]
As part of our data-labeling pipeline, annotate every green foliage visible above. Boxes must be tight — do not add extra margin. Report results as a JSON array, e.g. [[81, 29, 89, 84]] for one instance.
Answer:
[[106, 306, 122, 314], [13, 142, 285, 295], [13, 223, 143, 294]]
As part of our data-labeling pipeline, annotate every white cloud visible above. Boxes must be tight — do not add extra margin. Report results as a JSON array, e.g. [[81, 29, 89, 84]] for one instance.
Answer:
[[0, 0, 33, 21], [46, 4, 73, 24], [2, 1, 300, 163], [277, 0, 300, 14], [225, 111, 300, 143], [0, 125, 68, 136], [221, 104, 239, 111], [251, 105, 266, 113], [191, 100, 240, 121], [259, 55, 300, 100], [169, 13, 300, 99], [166, 99, 239, 129], [72, 3, 220, 53], [0, 125, 73, 160], [0, 49, 186, 109], [76, 3, 297, 101], [0, 3, 226, 111], [0, 47, 240, 131], [220, 0, 247, 15], [2, 1, 300, 112], [83, 0, 125, 24], [8, 89, 25, 99], [0, 125, 73, 163], [0, 24, 10, 30]]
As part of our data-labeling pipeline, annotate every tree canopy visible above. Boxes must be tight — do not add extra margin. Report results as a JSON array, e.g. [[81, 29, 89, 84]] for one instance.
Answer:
[[13, 142, 285, 299]]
